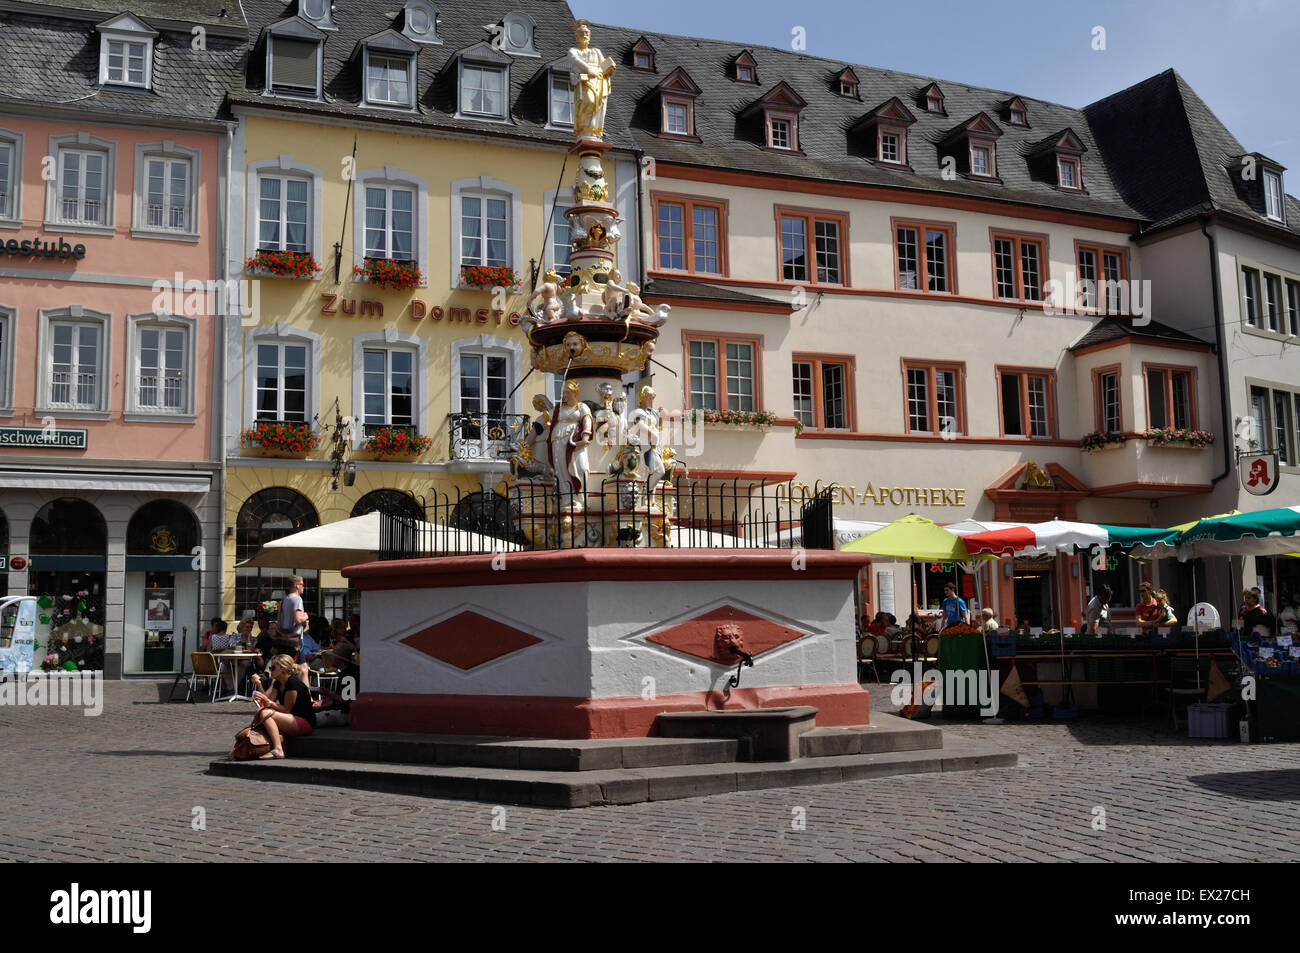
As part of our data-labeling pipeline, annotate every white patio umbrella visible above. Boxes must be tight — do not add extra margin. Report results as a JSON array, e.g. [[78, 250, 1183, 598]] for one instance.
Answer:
[[760, 518, 889, 547], [235, 512, 522, 571]]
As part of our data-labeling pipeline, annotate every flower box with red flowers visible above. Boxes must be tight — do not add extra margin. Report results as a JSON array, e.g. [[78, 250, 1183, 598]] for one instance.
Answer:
[[245, 249, 320, 278], [240, 421, 320, 457], [459, 265, 520, 290], [1143, 427, 1215, 449], [354, 258, 423, 290], [362, 426, 433, 459]]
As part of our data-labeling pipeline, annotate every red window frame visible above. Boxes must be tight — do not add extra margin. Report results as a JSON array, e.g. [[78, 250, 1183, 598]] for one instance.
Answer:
[[1092, 364, 1123, 434], [1075, 240, 1130, 314], [996, 365, 1057, 439], [683, 331, 764, 413], [876, 123, 907, 164], [765, 110, 799, 151], [1057, 156, 1082, 191], [792, 352, 856, 432], [989, 229, 1048, 302], [893, 218, 957, 295], [650, 192, 728, 276], [901, 359, 966, 435], [774, 205, 849, 287], [1143, 363, 1198, 431], [660, 94, 695, 138]]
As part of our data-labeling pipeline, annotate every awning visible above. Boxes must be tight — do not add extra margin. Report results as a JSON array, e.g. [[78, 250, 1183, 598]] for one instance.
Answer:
[[0, 472, 211, 494]]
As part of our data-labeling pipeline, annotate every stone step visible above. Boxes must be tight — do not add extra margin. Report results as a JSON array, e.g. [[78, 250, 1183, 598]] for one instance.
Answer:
[[799, 712, 944, 758], [208, 742, 1017, 808], [285, 730, 742, 772], [655, 706, 818, 760]]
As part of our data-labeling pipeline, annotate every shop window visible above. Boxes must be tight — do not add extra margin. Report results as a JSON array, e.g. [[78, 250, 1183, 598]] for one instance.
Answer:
[[235, 488, 320, 621], [903, 361, 964, 435], [778, 207, 846, 286], [29, 498, 107, 670], [895, 220, 954, 293], [992, 232, 1045, 301], [687, 334, 762, 412], [792, 355, 853, 431], [653, 194, 726, 275], [1145, 366, 1196, 431], [998, 368, 1055, 438]]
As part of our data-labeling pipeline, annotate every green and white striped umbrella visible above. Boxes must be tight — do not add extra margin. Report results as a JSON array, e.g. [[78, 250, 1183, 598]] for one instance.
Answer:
[[1175, 505, 1300, 559]]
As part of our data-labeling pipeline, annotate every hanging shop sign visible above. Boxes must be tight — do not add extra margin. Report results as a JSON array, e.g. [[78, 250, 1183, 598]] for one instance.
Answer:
[[1, 237, 87, 260], [1240, 452, 1280, 496], [149, 526, 179, 554], [0, 427, 87, 449], [0, 556, 27, 571]]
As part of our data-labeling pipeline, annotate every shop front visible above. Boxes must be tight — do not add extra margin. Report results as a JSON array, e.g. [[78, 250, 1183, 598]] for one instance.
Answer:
[[123, 500, 203, 674]]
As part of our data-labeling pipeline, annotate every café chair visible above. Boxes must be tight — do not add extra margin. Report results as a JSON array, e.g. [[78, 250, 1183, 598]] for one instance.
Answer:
[[187, 652, 221, 702]]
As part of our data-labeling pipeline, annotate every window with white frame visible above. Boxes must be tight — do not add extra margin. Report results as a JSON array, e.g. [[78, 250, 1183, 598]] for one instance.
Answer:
[[461, 64, 506, 118], [458, 352, 510, 424], [364, 185, 415, 261], [256, 341, 308, 422], [0, 308, 11, 409], [1249, 384, 1298, 466], [141, 153, 193, 232], [1264, 170, 1285, 223], [686, 336, 758, 412], [879, 132, 900, 163], [971, 145, 991, 176], [48, 322, 102, 410], [0, 132, 20, 222], [258, 175, 310, 253], [365, 53, 414, 107], [550, 203, 571, 276], [769, 117, 791, 150], [134, 324, 187, 413], [56, 148, 109, 226], [665, 102, 688, 135], [104, 39, 148, 86], [362, 348, 415, 431], [460, 192, 509, 268], [550, 71, 573, 126]]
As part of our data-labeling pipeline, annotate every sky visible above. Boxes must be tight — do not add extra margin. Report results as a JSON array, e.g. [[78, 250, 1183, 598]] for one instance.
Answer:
[[571, 0, 1300, 179]]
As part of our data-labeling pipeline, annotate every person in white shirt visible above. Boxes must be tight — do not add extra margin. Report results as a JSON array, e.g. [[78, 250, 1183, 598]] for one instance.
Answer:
[[1086, 585, 1112, 632]]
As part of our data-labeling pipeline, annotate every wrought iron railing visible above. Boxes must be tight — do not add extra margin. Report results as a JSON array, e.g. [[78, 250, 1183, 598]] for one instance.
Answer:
[[377, 478, 839, 558], [448, 412, 530, 461]]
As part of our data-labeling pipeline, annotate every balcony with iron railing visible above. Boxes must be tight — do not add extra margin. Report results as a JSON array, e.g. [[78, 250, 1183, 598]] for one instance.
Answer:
[[448, 413, 530, 462]]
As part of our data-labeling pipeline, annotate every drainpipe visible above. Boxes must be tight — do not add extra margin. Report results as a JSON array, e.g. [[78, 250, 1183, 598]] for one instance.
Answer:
[[634, 147, 647, 285], [1200, 217, 1233, 486]]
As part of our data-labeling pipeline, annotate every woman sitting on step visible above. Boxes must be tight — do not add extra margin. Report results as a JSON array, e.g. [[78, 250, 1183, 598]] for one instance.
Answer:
[[249, 654, 316, 759]]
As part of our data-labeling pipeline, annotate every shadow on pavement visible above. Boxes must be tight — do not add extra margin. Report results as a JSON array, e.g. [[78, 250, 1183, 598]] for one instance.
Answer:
[[1187, 769, 1300, 801]]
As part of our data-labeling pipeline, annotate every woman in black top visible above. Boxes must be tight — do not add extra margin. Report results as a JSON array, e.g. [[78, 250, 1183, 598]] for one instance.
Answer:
[[249, 654, 316, 759]]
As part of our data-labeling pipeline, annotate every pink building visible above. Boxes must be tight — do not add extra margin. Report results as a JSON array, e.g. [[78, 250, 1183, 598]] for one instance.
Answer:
[[0, 3, 245, 675]]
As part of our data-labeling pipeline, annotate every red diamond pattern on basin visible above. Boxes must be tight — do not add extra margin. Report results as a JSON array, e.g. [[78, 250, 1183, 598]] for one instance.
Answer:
[[400, 611, 543, 670], [645, 605, 806, 663]]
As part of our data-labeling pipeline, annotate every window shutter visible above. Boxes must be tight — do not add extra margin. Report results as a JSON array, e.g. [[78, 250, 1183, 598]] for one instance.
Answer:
[[272, 38, 320, 93]]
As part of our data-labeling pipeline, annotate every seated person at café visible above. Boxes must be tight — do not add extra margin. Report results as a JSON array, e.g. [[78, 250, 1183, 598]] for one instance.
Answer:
[[209, 620, 236, 652], [198, 617, 225, 652], [866, 612, 887, 636], [980, 607, 998, 635], [255, 618, 277, 664], [1135, 582, 1161, 632], [1242, 590, 1276, 636], [234, 616, 255, 649]]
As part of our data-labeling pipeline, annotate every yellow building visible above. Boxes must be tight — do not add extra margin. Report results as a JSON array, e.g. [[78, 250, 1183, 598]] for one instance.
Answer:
[[221, 1, 639, 620]]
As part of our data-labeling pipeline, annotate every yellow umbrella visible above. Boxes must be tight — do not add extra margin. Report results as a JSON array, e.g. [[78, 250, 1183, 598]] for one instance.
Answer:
[[840, 514, 973, 561]]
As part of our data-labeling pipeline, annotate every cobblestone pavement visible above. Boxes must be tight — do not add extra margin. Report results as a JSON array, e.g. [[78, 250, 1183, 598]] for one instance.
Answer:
[[2, 679, 1298, 862]]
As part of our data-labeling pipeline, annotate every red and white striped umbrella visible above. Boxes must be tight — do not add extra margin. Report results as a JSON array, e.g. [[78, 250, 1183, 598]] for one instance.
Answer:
[[961, 519, 1109, 556]]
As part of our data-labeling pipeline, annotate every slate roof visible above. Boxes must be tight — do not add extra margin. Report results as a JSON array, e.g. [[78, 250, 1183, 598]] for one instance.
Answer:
[[1084, 69, 1300, 241], [231, 0, 593, 149], [0, 7, 246, 123], [642, 275, 782, 306], [1068, 315, 1213, 351], [589, 21, 1145, 223], [2, 1, 248, 29]]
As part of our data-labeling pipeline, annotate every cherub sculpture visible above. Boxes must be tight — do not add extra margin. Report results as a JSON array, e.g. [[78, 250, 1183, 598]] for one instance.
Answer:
[[524, 268, 565, 332]]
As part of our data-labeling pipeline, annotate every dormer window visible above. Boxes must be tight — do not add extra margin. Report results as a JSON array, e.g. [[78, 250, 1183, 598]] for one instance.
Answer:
[[1007, 97, 1028, 126], [1027, 128, 1087, 192], [920, 83, 945, 115], [850, 97, 916, 168], [267, 20, 325, 99], [298, 0, 337, 32], [630, 37, 656, 71], [1265, 169, 1285, 222], [96, 14, 157, 90], [456, 44, 511, 121], [733, 51, 759, 84], [940, 112, 1003, 181], [401, 1, 441, 44], [549, 70, 573, 127], [743, 81, 806, 154], [360, 32, 419, 109], [837, 68, 859, 99], [654, 67, 701, 140], [494, 12, 539, 57]]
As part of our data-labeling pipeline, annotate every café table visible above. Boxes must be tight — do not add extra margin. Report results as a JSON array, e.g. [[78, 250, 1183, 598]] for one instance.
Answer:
[[212, 650, 262, 702]]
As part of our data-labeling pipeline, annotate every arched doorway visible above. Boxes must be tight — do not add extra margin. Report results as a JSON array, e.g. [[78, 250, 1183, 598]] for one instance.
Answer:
[[235, 488, 319, 621], [448, 491, 523, 544], [351, 489, 423, 521], [124, 500, 202, 673], [29, 498, 108, 670]]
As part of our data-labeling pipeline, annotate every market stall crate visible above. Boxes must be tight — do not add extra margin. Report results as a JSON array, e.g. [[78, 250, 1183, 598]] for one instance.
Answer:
[[1187, 703, 1233, 739]]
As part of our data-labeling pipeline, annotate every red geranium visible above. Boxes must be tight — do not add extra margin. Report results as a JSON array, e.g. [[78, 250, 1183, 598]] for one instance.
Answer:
[[363, 426, 432, 459], [246, 249, 320, 278], [241, 421, 319, 454], [460, 265, 519, 288], [354, 258, 423, 290]]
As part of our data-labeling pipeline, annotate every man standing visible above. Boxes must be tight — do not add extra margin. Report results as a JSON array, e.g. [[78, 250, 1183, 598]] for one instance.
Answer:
[[1086, 584, 1113, 633], [940, 582, 970, 630], [277, 575, 308, 659]]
